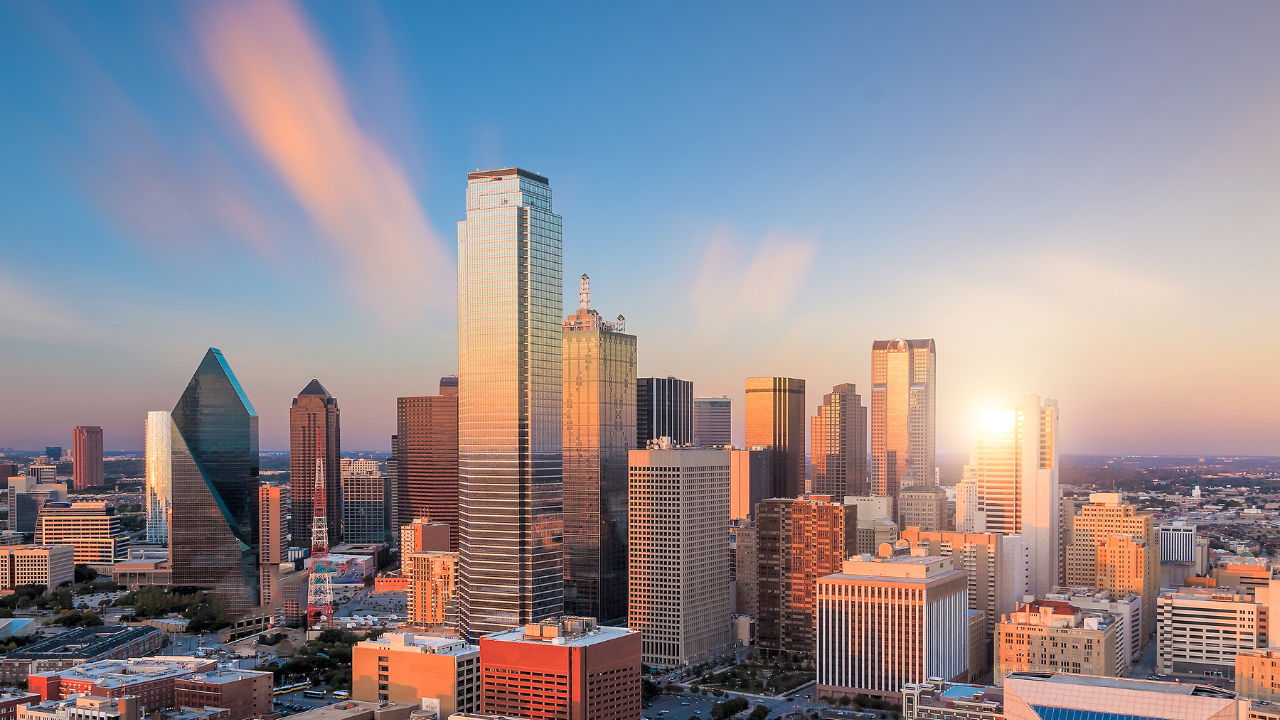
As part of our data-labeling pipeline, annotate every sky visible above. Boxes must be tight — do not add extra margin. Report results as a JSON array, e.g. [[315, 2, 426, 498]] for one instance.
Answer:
[[1, 2, 1278, 455]]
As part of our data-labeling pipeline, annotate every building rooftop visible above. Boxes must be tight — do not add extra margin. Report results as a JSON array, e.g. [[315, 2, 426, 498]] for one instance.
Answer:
[[8, 625, 161, 660], [357, 632, 476, 656], [833, 552, 957, 580], [164, 708, 229, 720], [31, 657, 213, 686], [287, 700, 416, 720], [179, 668, 272, 684], [1004, 672, 1237, 698], [485, 617, 636, 648]]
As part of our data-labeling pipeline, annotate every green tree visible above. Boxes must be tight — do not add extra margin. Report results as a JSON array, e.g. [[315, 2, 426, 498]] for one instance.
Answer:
[[74, 565, 98, 583]]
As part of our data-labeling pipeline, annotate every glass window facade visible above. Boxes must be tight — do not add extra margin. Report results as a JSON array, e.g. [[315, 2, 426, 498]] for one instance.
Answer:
[[457, 168, 563, 637], [145, 411, 172, 544], [169, 347, 260, 615]]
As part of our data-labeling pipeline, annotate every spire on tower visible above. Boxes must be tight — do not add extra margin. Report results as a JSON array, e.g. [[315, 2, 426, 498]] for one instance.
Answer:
[[579, 273, 590, 311]]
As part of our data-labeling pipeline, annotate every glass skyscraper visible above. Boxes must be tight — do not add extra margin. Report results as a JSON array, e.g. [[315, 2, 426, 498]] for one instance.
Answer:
[[457, 168, 564, 637], [145, 410, 172, 545], [170, 347, 260, 615], [562, 274, 636, 623], [870, 338, 936, 517], [745, 376, 806, 498]]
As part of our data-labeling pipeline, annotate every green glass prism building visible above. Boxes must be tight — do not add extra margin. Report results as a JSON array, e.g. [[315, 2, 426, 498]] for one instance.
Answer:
[[170, 347, 260, 615], [457, 167, 564, 637]]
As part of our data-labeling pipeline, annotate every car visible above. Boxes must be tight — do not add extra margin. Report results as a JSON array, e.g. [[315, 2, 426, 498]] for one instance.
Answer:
[[682, 703, 691, 706]]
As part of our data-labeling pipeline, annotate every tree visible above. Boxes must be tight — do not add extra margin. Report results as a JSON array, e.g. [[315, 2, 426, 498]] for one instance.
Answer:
[[81, 611, 103, 627], [748, 705, 768, 720], [75, 565, 97, 583], [642, 679, 660, 701]]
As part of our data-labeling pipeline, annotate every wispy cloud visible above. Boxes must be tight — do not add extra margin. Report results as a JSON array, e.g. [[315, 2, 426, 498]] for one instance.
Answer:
[[689, 225, 817, 329], [194, 0, 447, 313], [0, 267, 90, 340]]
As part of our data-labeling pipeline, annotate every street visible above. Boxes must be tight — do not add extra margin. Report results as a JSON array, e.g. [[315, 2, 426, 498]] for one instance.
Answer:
[[644, 688, 824, 720]]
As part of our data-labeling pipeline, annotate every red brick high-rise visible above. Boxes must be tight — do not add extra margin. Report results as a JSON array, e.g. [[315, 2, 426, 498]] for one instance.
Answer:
[[289, 380, 341, 548], [72, 426, 103, 489], [397, 377, 459, 550]]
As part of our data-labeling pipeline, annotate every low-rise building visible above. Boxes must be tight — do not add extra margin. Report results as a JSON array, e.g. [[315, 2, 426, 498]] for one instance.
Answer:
[[0, 691, 40, 720], [17, 695, 142, 720], [480, 617, 641, 720], [28, 657, 215, 708], [283, 700, 415, 720], [173, 669, 272, 720], [0, 626, 164, 682], [899, 485, 948, 533], [34, 503, 129, 567], [351, 631, 479, 715], [1158, 588, 1264, 678], [1043, 586, 1143, 668], [994, 599, 1122, 684], [1001, 673, 1240, 720], [0, 545, 75, 591], [902, 680, 1003, 720], [1236, 648, 1280, 703]]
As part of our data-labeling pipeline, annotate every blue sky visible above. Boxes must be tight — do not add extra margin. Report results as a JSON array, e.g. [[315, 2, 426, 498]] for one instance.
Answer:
[[2, 2, 1278, 454]]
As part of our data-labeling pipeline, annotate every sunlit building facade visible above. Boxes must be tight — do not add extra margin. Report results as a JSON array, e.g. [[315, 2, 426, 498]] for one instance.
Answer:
[[628, 447, 731, 666], [341, 458, 390, 544], [397, 377, 460, 549], [870, 338, 936, 515], [289, 379, 341, 549], [745, 377, 805, 499], [811, 384, 868, 498], [1066, 493, 1157, 638], [562, 275, 636, 623], [71, 426, 103, 490], [407, 551, 458, 630], [169, 347, 260, 614], [457, 167, 564, 638], [144, 412, 171, 545], [967, 395, 1059, 596], [258, 484, 284, 608]]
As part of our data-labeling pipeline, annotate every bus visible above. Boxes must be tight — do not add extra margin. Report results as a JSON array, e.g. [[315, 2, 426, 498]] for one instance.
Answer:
[[303, 690, 328, 699], [273, 682, 310, 696], [333, 691, 350, 700]]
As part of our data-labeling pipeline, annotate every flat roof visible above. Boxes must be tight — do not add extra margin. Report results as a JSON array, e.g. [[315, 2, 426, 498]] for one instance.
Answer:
[[181, 669, 271, 684], [1005, 672, 1236, 698], [8, 625, 161, 660], [484, 625, 635, 648], [467, 167, 548, 184], [289, 700, 416, 720]]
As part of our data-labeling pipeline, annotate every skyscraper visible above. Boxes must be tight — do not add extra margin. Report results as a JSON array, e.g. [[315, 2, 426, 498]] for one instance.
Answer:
[[636, 377, 693, 446], [694, 397, 732, 447], [144, 412, 171, 545], [397, 377, 459, 549], [457, 167, 564, 638], [745, 377, 805, 499], [71, 427, 103, 490], [870, 338, 936, 513], [259, 484, 284, 608], [562, 274, 636, 623], [289, 380, 341, 549], [628, 446, 731, 666], [169, 347, 260, 614], [810, 384, 868, 497], [967, 395, 1060, 595], [341, 458, 390, 544], [1065, 493, 1157, 638]]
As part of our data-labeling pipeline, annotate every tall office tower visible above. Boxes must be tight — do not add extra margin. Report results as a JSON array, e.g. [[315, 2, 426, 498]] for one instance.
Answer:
[[387, 434, 399, 539], [71, 426, 103, 489], [899, 485, 947, 532], [0, 462, 15, 480], [870, 338, 936, 515], [899, 528, 1031, 635], [811, 384, 868, 497], [966, 395, 1060, 596], [7, 476, 67, 533], [694, 397, 732, 447], [407, 551, 458, 630], [1159, 521, 1197, 563], [259, 485, 284, 608], [755, 495, 856, 654], [36, 502, 129, 565], [341, 458, 390, 544], [562, 274, 637, 623], [1065, 493, 1158, 639], [144, 412, 171, 544], [1059, 496, 1079, 586], [45, 447, 62, 463], [734, 522, 759, 617], [954, 478, 978, 532], [628, 447, 731, 666], [170, 347, 260, 614], [457, 167, 564, 638], [729, 448, 773, 522], [398, 377, 460, 549], [636, 377, 693, 446], [816, 551, 969, 700], [289, 380, 341, 549], [745, 377, 806, 499]]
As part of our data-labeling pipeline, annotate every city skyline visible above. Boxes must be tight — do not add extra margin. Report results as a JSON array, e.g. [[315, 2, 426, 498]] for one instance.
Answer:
[[2, 3, 1279, 457]]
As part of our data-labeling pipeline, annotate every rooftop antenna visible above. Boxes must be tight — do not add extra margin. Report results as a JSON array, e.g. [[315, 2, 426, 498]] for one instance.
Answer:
[[579, 274, 590, 311]]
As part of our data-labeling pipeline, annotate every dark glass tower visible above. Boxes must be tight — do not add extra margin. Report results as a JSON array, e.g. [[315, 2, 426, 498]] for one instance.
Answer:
[[636, 376, 693, 447], [170, 348, 260, 615]]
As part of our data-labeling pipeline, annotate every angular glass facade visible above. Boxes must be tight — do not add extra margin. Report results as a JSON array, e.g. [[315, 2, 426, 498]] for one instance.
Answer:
[[562, 287, 636, 623], [744, 377, 806, 498], [145, 410, 172, 544], [170, 347, 260, 615], [811, 384, 868, 497], [457, 168, 564, 637]]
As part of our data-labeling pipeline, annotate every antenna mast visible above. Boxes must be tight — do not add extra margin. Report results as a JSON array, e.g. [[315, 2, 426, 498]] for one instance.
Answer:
[[306, 430, 333, 630]]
